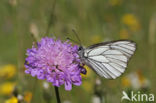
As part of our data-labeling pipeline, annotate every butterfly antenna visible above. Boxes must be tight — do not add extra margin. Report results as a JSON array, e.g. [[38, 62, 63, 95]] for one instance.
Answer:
[[72, 29, 82, 46], [66, 37, 80, 44]]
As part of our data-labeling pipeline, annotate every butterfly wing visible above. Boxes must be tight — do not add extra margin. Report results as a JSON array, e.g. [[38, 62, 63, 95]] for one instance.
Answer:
[[83, 40, 136, 79]]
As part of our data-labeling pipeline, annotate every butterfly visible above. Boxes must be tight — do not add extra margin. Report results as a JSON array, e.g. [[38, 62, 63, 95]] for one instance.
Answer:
[[78, 40, 136, 79], [68, 30, 136, 79]]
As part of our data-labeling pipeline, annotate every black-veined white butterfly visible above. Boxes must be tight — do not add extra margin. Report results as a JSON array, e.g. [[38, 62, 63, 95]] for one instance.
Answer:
[[78, 40, 136, 79], [69, 30, 136, 79]]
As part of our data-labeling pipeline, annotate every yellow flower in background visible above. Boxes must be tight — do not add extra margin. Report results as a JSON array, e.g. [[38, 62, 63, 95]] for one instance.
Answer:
[[122, 14, 141, 31], [109, 0, 123, 6], [90, 35, 102, 44], [81, 65, 93, 78], [121, 70, 150, 89], [136, 70, 149, 87], [5, 96, 18, 103], [24, 91, 32, 103], [81, 65, 94, 92], [119, 29, 130, 39], [0, 82, 16, 95], [0, 64, 16, 79], [121, 77, 131, 88]]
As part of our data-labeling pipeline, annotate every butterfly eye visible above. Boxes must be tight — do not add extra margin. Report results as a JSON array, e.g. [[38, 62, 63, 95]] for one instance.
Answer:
[[78, 46, 83, 51]]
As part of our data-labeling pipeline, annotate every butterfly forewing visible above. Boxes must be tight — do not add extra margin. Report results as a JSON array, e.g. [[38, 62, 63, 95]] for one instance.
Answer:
[[83, 40, 136, 79]]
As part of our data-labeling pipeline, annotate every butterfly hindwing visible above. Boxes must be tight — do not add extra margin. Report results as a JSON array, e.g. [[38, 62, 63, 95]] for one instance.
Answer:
[[83, 40, 136, 79]]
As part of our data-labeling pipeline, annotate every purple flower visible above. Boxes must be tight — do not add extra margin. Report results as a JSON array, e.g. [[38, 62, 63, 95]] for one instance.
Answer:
[[25, 37, 85, 90]]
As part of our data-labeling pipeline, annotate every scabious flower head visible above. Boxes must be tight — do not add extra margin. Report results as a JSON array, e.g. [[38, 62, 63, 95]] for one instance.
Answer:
[[25, 37, 85, 90]]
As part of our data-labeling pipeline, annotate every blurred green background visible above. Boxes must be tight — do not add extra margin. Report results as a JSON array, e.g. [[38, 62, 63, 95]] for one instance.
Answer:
[[0, 0, 156, 103]]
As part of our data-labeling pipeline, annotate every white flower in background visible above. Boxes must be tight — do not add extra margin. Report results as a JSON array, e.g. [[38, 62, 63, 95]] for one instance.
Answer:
[[63, 100, 71, 103], [17, 94, 23, 101], [29, 22, 39, 41], [43, 82, 49, 90], [128, 72, 150, 89], [92, 95, 101, 103], [128, 73, 140, 89], [95, 78, 101, 86], [122, 70, 150, 89]]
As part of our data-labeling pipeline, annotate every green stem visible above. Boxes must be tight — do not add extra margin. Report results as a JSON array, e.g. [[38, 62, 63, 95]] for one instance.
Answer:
[[54, 86, 61, 103]]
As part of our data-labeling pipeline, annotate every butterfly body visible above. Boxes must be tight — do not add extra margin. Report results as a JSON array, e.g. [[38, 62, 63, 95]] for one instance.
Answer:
[[78, 40, 136, 79]]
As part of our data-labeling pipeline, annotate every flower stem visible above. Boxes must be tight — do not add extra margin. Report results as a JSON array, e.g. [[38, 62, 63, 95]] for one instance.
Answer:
[[54, 86, 61, 103]]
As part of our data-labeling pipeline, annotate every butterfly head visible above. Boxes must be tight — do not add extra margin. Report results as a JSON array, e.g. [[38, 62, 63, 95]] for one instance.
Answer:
[[78, 46, 85, 59], [78, 46, 83, 51]]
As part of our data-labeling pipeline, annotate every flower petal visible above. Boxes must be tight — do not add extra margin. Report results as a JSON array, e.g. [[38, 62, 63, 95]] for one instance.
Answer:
[[65, 81, 72, 91]]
